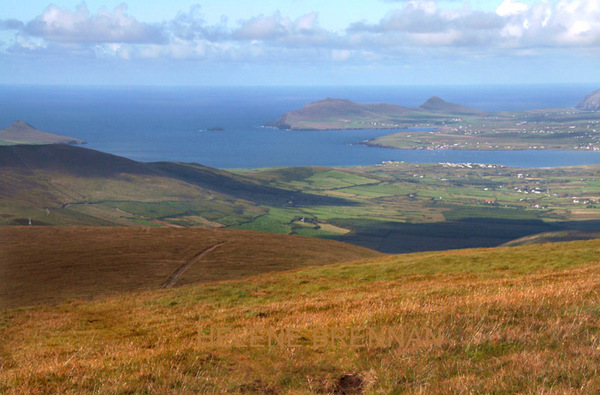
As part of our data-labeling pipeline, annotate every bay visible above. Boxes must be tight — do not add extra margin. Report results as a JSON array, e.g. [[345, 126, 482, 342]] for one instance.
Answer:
[[1, 84, 599, 168]]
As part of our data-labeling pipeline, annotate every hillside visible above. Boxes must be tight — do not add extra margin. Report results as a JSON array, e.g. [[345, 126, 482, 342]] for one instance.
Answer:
[[265, 98, 413, 130], [577, 88, 600, 110], [0, 121, 85, 145], [265, 97, 476, 130], [4, 145, 600, 254], [501, 230, 600, 247], [0, 144, 349, 228], [419, 95, 486, 115], [2, 239, 600, 392], [0, 226, 381, 309]]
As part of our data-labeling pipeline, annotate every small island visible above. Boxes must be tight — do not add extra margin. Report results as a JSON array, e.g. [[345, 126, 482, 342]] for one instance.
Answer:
[[267, 89, 600, 151], [0, 121, 86, 146]]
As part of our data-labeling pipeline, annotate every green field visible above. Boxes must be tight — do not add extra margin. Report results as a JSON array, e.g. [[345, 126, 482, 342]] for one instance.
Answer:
[[234, 163, 600, 251], [3, 145, 600, 253], [366, 109, 600, 151]]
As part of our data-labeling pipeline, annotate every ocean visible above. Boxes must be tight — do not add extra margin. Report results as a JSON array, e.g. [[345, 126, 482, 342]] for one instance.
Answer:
[[1, 84, 599, 168]]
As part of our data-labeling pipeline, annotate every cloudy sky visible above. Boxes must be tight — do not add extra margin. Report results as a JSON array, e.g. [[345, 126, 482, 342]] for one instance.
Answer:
[[1, 0, 599, 86]]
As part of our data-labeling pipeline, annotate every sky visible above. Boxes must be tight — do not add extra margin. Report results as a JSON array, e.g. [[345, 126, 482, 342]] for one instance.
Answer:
[[0, 0, 599, 86]]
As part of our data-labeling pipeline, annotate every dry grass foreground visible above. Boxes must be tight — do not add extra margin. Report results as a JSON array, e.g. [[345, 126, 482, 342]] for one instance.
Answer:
[[1, 238, 600, 392], [0, 226, 381, 310]]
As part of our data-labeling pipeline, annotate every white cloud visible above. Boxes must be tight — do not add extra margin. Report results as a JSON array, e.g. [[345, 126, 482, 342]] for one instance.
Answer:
[[496, 0, 530, 17], [233, 12, 333, 47], [2, 0, 600, 64], [25, 4, 166, 44], [349, 0, 600, 49], [234, 12, 288, 40], [498, 0, 600, 47]]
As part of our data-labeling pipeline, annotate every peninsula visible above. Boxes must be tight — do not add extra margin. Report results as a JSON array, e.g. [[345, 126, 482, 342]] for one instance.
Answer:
[[0, 121, 86, 145], [265, 96, 483, 131], [267, 90, 600, 151]]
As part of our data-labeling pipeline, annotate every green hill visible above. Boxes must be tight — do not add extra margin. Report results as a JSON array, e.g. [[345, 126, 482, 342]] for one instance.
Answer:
[[0, 144, 350, 227]]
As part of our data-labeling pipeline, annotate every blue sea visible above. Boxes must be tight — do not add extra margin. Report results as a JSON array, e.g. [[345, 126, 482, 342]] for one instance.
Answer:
[[1, 84, 600, 168]]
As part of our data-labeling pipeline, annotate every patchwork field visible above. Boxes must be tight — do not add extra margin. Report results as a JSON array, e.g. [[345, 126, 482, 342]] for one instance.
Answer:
[[4, 144, 600, 254], [237, 162, 600, 251]]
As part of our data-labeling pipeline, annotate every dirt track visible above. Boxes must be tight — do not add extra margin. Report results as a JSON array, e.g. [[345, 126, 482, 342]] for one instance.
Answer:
[[163, 242, 227, 288]]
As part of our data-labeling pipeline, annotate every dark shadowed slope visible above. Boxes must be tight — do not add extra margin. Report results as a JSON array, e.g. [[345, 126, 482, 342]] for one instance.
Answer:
[[0, 144, 356, 227], [501, 230, 600, 247], [0, 144, 354, 206], [0, 144, 150, 177]]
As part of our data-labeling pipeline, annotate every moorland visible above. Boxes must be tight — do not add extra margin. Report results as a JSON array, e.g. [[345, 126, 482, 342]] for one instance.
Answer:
[[2, 237, 600, 392]]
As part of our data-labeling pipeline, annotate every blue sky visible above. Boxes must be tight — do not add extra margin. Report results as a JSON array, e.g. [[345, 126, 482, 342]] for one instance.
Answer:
[[1, 0, 599, 86]]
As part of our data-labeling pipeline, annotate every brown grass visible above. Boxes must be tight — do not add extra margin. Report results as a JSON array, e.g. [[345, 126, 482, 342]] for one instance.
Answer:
[[0, 226, 381, 310], [1, 239, 600, 392]]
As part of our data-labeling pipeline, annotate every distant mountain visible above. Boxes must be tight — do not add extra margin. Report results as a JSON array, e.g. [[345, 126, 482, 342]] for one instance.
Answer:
[[266, 97, 485, 130], [0, 121, 86, 145], [577, 89, 600, 110], [265, 98, 412, 130], [419, 96, 486, 115]]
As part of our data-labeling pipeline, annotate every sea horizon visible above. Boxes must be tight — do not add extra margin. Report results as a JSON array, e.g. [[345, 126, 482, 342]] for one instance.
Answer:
[[2, 83, 600, 169]]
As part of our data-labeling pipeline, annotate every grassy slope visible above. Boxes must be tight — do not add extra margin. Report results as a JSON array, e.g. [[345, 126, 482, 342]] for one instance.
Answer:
[[501, 230, 600, 246], [0, 145, 350, 228], [1, 239, 600, 392], [0, 226, 381, 309]]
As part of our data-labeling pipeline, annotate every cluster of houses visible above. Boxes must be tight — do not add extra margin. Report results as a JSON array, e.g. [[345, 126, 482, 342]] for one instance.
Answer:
[[440, 162, 503, 169]]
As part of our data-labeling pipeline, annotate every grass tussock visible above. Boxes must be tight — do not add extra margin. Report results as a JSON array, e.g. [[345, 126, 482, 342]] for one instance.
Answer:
[[2, 239, 600, 392]]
